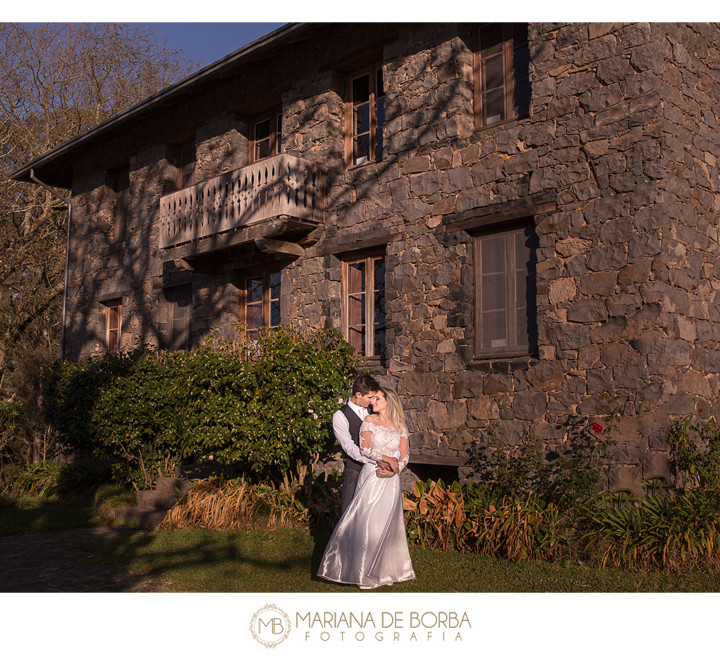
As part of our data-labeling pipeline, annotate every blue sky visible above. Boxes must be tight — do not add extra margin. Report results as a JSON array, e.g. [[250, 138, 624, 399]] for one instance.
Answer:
[[144, 23, 286, 69]]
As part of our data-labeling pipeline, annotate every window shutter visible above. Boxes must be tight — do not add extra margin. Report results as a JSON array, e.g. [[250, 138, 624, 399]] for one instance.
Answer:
[[167, 286, 192, 350], [474, 223, 536, 358]]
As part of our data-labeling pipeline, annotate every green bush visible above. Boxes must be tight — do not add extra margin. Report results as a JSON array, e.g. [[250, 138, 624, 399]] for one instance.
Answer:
[[0, 401, 24, 465], [668, 416, 720, 490], [472, 420, 614, 507], [578, 478, 720, 571], [44, 326, 361, 487], [6, 457, 110, 498], [9, 460, 64, 497]]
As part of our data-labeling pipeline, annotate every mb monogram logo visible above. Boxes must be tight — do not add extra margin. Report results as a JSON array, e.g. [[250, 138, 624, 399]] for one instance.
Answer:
[[250, 603, 292, 648]]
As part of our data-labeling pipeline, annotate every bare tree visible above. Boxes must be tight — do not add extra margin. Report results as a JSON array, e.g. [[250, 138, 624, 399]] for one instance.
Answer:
[[0, 23, 197, 391], [0, 24, 198, 468]]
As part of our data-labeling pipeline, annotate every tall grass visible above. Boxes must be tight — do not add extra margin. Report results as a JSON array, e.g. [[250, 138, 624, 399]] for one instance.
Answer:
[[578, 484, 720, 571], [161, 477, 309, 531], [466, 497, 562, 561], [5, 458, 110, 498]]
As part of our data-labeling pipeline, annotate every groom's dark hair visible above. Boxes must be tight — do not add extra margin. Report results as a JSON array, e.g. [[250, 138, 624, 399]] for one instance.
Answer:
[[352, 373, 380, 395]]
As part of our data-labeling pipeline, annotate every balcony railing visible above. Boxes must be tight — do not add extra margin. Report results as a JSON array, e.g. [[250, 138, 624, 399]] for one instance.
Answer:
[[158, 154, 326, 249]]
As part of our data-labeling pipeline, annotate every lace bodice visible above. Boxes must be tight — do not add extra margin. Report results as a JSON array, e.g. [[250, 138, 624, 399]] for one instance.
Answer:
[[359, 420, 409, 472]]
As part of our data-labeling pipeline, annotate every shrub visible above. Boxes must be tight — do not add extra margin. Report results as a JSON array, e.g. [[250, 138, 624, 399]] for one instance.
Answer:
[[0, 401, 24, 468], [578, 478, 720, 571], [44, 326, 362, 487], [6, 457, 110, 498], [292, 467, 342, 531], [9, 460, 64, 497], [403, 479, 467, 552], [1, 342, 59, 469], [160, 466, 342, 532], [160, 477, 310, 531], [93, 482, 137, 520], [470, 416, 615, 507], [668, 416, 720, 490], [464, 496, 562, 562], [402, 478, 561, 561]]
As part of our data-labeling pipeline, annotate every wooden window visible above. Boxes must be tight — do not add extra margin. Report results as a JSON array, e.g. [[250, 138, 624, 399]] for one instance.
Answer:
[[252, 112, 282, 162], [474, 23, 530, 128], [343, 255, 385, 359], [347, 67, 385, 167], [174, 141, 196, 189], [113, 167, 130, 242], [105, 300, 122, 352], [166, 285, 192, 350], [241, 268, 281, 341], [473, 223, 537, 359]]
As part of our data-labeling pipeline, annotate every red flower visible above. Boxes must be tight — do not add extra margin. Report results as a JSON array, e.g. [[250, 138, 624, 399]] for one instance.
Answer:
[[699, 408, 704, 413], [591, 423, 603, 433]]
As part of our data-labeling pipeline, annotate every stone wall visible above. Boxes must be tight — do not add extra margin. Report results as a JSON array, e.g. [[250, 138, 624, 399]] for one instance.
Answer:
[[63, 23, 720, 490]]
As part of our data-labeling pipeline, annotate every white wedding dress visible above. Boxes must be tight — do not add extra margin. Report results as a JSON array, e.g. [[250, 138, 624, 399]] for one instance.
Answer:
[[317, 419, 416, 589]]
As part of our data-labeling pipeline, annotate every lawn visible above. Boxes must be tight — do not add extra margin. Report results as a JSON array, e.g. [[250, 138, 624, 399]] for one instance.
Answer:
[[3, 495, 720, 593], [0, 495, 99, 537], [87, 526, 720, 593]]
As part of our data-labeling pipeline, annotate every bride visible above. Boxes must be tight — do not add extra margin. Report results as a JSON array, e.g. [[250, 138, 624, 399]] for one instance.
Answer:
[[317, 386, 416, 588]]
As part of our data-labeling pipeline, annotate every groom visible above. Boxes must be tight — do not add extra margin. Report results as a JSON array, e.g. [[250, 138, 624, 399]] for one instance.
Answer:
[[333, 374, 395, 513]]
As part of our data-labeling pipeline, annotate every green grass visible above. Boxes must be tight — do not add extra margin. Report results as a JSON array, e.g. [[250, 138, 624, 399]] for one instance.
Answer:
[[5, 494, 720, 592], [0, 495, 100, 537], [86, 527, 720, 593]]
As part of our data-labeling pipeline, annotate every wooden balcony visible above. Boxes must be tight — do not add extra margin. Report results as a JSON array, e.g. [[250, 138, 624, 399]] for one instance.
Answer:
[[158, 154, 325, 250]]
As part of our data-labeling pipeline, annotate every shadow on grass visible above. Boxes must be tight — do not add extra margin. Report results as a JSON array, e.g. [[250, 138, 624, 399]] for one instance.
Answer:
[[6, 501, 718, 594], [0, 503, 156, 592], [86, 525, 338, 592], [0, 496, 98, 537]]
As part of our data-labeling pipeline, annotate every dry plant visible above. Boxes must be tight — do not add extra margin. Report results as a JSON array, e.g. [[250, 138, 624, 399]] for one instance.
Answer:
[[160, 477, 309, 531], [403, 479, 465, 551], [403, 479, 561, 561], [467, 497, 561, 561]]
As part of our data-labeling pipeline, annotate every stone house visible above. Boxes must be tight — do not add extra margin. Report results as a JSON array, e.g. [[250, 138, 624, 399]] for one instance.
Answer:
[[12, 22, 720, 490]]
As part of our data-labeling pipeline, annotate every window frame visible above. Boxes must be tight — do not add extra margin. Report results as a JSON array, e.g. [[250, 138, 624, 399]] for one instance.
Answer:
[[472, 219, 538, 361], [342, 253, 386, 362], [174, 140, 196, 190], [240, 267, 282, 340], [250, 111, 282, 163], [473, 23, 530, 130], [345, 66, 385, 168], [104, 299, 123, 352]]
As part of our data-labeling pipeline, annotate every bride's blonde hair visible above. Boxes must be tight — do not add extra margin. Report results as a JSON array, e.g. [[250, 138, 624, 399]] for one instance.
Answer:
[[377, 387, 406, 433]]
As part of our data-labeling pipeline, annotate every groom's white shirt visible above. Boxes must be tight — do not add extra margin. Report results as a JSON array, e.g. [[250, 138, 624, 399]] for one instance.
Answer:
[[332, 399, 374, 465]]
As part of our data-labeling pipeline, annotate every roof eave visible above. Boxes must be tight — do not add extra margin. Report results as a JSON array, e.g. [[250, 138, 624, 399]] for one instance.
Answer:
[[10, 22, 309, 185]]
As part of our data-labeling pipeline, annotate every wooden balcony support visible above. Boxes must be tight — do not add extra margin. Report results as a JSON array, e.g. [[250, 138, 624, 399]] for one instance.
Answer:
[[254, 237, 305, 257]]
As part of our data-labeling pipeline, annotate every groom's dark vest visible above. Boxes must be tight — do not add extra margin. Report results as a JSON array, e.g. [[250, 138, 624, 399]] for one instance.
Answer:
[[339, 404, 364, 473]]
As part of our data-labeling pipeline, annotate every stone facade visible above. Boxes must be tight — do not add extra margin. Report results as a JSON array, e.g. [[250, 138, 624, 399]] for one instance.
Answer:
[[18, 23, 720, 490]]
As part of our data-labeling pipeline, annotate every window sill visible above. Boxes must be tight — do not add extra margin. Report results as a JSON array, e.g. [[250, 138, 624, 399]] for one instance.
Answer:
[[347, 159, 380, 173], [468, 354, 538, 373], [474, 113, 528, 133], [359, 356, 387, 375], [249, 153, 280, 165]]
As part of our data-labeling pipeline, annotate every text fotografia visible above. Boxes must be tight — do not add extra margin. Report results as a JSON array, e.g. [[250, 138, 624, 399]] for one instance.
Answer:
[[296, 610, 470, 642]]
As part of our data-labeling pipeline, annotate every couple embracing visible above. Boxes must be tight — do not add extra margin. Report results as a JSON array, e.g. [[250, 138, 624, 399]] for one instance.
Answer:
[[317, 374, 416, 589]]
